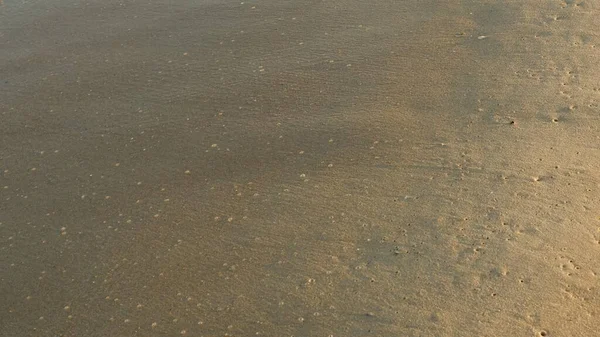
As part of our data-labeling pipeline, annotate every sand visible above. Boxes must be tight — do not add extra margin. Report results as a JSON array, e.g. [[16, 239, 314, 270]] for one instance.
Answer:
[[1, 0, 600, 336]]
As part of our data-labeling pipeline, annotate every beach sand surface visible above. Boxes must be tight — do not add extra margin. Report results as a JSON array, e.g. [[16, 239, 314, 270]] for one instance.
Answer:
[[1, 0, 600, 336]]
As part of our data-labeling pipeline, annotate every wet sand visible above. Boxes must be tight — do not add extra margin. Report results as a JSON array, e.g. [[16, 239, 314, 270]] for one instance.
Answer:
[[2, 0, 600, 336]]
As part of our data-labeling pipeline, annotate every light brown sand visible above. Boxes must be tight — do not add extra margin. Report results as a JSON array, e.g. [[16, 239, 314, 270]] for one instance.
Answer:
[[1, 0, 600, 336]]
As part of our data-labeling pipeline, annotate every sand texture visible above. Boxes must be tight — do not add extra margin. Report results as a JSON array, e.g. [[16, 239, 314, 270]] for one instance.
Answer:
[[2, 0, 600, 336]]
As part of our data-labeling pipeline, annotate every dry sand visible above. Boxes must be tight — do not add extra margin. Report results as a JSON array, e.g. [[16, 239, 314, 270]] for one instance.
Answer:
[[1, 0, 600, 336]]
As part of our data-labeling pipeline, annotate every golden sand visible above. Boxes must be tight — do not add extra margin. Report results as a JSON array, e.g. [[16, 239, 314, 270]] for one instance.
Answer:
[[1, 0, 599, 336]]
